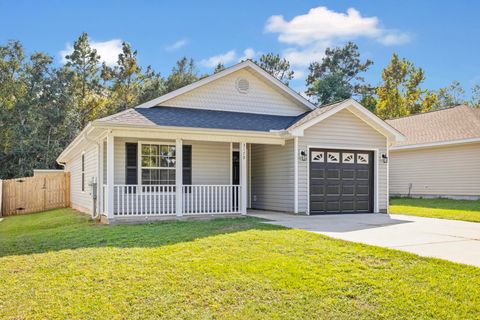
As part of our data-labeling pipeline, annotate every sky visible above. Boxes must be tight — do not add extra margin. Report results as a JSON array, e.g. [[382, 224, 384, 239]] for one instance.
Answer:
[[0, 0, 478, 96]]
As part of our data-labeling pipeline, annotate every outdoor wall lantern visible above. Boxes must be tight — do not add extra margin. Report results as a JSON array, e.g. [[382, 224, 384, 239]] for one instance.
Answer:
[[299, 150, 307, 161], [381, 153, 388, 163]]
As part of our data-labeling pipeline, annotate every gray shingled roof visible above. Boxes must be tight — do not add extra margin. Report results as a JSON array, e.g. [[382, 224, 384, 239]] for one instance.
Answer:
[[387, 105, 480, 146], [95, 106, 309, 132]]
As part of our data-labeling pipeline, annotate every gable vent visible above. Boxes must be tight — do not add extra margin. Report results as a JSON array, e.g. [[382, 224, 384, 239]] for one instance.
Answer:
[[236, 77, 250, 94]]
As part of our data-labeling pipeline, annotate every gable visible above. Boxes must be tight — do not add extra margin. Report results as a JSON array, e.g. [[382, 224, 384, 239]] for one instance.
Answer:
[[158, 68, 308, 116], [304, 109, 386, 146]]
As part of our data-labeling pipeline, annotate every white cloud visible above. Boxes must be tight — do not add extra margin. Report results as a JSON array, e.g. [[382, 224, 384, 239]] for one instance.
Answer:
[[165, 38, 188, 51], [292, 69, 305, 80], [60, 39, 123, 66], [282, 42, 329, 67], [200, 50, 237, 68], [265, 6, 410, 47], [377, 32, 411, 46], [200, 48, 259, 68], [240, 48, 257, 61]]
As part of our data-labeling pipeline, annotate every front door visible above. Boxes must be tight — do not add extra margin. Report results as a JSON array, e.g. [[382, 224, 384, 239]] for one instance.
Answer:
[[232, 151, 240, 209]]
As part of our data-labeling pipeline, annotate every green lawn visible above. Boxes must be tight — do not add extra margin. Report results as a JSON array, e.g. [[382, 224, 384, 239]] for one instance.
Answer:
[[390, 197, 480, 223], [1, 209, 479, 319]]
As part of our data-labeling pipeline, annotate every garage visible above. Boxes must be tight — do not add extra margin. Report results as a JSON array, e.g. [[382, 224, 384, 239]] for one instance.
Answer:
[[309, 149, 374, 214]]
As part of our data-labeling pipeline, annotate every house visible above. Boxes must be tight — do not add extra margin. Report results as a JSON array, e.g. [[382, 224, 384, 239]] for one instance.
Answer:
[[387, 105, 480, 200], [56, 60, 404, 223]]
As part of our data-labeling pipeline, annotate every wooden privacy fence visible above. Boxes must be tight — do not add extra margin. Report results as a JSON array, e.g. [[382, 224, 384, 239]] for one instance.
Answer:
[[1, 173, 70, 216]]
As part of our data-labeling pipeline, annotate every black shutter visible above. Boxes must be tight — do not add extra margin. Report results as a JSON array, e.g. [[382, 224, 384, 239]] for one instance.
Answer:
[[183, 145, 192, 185], [125, 143, 138, 185]]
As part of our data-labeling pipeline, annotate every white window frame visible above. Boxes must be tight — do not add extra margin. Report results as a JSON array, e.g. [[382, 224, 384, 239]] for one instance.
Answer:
[[137, 141, 177, 186]]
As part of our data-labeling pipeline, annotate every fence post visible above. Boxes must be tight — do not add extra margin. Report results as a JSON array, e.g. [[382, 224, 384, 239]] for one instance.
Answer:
[[65, 172, 71, 207]]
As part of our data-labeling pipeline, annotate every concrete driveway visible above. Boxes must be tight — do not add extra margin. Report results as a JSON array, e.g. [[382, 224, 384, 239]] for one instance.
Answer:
[[248, 210, 480, 267]]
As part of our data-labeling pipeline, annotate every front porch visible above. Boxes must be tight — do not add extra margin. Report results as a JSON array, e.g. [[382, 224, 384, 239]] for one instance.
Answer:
[[97, 127, 287, 222]]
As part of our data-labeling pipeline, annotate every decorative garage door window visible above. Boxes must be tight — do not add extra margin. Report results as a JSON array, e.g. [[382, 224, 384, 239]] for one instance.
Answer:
[[327, 152, 340, 163], [311, 151, 324, 162], [342, 153, 354, 163], [357, 153, 369, 164]]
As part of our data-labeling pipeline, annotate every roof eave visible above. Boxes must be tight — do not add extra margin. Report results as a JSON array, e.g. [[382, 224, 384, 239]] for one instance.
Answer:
[[390, 137, 480, 151]]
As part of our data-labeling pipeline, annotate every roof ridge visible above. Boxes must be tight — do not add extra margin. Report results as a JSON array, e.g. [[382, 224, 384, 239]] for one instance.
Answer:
[[387, 105, 470, 121]]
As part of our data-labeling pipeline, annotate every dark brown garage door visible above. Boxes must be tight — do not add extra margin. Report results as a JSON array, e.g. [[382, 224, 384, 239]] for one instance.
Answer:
[[309, 149, 374, 214]]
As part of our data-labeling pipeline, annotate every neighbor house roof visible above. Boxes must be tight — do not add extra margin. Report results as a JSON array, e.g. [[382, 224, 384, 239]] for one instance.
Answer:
[[95, 106, 307, 132], [386, 105, 480, 148]]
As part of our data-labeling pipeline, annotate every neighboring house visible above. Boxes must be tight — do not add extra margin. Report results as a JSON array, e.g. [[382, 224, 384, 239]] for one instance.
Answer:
[[56, 60, 403, 223], [387, 105, 480, 200]]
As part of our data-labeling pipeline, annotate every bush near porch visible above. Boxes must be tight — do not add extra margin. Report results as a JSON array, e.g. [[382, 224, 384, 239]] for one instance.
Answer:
[[0, 209, 479, 319], [390, 197, 480, 223]]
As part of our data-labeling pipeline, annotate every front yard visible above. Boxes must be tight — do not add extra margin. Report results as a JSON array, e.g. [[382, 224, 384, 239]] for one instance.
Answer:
[[390, 197, 480, 223], [1, 209, 479, 319]]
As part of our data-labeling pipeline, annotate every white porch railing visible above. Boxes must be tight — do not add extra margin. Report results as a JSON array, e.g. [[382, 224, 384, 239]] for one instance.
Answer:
[[113, 185, 176, 216], [182, 185, 241, 214], [111, 184, 241, 216]]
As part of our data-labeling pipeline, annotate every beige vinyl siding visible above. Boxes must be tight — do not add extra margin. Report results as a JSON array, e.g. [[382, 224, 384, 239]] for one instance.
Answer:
[[251, 140, 294, 212], [390, 143, 480, 198], [159, 69, 307, 116], [113, 138, 230, 185], [191, 141, 230, 185], [298, 109, 389, 213], [66, 143, 98, 214]]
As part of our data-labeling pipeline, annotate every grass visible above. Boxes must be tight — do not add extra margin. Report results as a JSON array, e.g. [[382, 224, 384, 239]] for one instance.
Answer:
[[390, 197, 480, 223], [0, 209, 479, 319]]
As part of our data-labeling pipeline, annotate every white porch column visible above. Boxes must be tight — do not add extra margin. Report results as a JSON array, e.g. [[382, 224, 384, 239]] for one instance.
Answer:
[[240, 142, 248, 215], [175, 138, 183, 217], [106, 132, 114, 219]]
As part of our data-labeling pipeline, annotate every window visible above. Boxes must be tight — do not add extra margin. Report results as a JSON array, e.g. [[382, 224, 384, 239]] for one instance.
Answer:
[[81, 153, 85, 192], [342, 153, 354, 164], [327, 152, 340, 163], [140, 144, 176, 185], [311, 151, 324, 162], [357, 153, 369, 164]]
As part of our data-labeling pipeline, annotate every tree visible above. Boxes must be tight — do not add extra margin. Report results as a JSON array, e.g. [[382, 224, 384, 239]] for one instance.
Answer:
[[376, 54, 437, 119], [213, 62, 225, 74], [306, 42, 373, 104], [471, 84, 480, 108], [0, 42, 70, 178], [64, 32, 106, 128], [257, 53, 294, 85], [164, 57, 198, 93], [434, 81, 466, 109]]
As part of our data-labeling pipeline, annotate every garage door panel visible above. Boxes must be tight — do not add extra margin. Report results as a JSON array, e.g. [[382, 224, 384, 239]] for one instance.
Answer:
[[311, 168, 325, 179], [326, 169, 340, 179], [356, 201, 369, 211], [356, 169, 369, 180], [310, 149, 374, 214], [310, 185, 325, 195], [342, 169, 355, 179], [310, 201, 325, 212], [356, 185, 369, 196], [326, 201, 340, 212], [342, 185, 355, 196]]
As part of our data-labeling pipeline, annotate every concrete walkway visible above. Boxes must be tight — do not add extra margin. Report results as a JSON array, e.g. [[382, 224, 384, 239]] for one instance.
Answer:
[[248, 210, 480, 267]]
